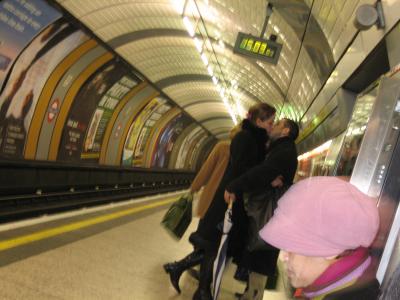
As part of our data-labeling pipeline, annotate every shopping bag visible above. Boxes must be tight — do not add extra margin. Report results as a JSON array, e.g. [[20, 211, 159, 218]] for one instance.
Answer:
[[161, 193, 193, 239]]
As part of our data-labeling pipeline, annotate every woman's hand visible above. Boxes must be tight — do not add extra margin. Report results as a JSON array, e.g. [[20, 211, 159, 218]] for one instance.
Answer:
[[271, 175, 284, 188], [224, 190, 236, 203]]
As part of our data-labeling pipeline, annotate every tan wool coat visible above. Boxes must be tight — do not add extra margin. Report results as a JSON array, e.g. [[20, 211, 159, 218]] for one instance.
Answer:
[[190, 140, 230, 218]]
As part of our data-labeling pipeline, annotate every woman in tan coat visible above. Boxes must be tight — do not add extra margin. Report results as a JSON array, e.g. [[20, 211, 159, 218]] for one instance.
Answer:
[[191, 140, 230, 218]]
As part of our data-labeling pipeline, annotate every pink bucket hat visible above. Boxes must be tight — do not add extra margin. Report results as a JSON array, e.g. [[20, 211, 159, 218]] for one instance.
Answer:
[[259, 177, 379, 257]]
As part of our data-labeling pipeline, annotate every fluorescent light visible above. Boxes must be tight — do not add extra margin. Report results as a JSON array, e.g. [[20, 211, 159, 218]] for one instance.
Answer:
[[183, 16, 195, 37], [218, 39, 225, 49], [207, 65, 213, 76], [194, 37, 202, 52], [201, 53, 209, 66], [172, 0, 185, 14]]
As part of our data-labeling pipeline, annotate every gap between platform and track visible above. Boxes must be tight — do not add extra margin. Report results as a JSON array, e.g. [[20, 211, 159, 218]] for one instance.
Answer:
[[0, 190, 186, 252]]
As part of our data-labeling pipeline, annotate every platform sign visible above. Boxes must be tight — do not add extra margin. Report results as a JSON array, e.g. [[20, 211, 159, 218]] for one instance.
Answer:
[[233, 32, 282, 64]]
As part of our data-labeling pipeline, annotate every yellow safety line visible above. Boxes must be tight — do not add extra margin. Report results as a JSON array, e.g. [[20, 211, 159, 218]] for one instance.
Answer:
[[0, 197, 177, 251]]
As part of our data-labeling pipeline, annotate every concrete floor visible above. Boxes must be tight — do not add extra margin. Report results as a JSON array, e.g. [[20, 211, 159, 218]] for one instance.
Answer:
[[0, 195, 289, 300]]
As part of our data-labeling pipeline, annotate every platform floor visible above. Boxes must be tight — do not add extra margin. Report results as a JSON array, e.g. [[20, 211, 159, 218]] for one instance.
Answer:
[[0, 192, 289, 299]]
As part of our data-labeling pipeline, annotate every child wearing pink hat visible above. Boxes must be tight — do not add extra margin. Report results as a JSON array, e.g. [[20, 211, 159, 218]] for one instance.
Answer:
[[259, 176, 380, 299]]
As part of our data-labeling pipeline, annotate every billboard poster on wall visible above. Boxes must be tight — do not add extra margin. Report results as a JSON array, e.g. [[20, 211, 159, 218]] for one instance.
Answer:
[[175, 127, 204, 169], [122, 97, 171, 166], [188, 135, 208, 169], [132, 101, 171, 167], [58, 60, 128, 162], [151, 113, 192, 169], [0, 18, 88, 158], [82, 75, 138, 160], [0, 0, 61, 91]]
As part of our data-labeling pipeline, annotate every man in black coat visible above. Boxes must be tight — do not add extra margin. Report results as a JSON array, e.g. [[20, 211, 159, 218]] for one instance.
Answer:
[[224, 118, 299, 300]]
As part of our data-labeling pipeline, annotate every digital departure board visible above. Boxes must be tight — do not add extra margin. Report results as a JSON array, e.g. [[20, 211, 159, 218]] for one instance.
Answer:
[[233, 32, 282, 64]]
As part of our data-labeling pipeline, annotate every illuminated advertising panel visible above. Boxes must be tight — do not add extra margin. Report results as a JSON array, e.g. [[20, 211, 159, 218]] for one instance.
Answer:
[[132, 100, 171, 167], [151, 113, 192, 168], [0, 0, 61, 90], [0, 19, 88, 158], [122, 97, 171, 166], [175, 126, 204, 169], [82, 75, 138, 159], [58, 60, 127, 161]]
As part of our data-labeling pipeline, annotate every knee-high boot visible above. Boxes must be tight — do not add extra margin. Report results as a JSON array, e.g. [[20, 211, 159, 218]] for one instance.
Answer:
[[193, 252, 214, 300], [164, 249, 204, 293]]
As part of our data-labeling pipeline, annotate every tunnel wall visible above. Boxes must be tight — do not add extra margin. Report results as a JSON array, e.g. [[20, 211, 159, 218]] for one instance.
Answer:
[[0, 0, 216, 172]]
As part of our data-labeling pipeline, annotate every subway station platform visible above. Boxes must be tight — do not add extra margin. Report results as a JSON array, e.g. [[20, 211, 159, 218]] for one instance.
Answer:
[[0, 192, 288, 300]]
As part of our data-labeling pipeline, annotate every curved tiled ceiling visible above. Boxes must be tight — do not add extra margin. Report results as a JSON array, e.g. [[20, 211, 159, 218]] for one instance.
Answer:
[[57, 0, 373, 138]]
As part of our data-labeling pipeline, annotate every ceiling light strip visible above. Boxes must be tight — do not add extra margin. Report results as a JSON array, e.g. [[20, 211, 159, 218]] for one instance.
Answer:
[[179, 0, 238, 124]]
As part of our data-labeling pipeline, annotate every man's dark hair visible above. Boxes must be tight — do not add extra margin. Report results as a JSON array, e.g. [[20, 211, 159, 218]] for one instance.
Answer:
[[283, 118, 299, 141]]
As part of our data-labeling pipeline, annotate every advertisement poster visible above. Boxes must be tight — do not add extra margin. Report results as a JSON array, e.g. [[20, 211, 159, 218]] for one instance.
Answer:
[[0, 19, 89, 158], [132, 102, 171, 167], [58, 60, 127, 161], [151, 114, 192, 168], [175, 126, 204, 169], [188, 135, 208, 169], [121, 97, 171, 166], [82, 75, 138, 159], [0, 0, 61, 90]]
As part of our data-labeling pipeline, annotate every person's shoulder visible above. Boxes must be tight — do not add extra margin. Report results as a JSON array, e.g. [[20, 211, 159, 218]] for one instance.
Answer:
[[215, 140, 230, 148], [214, 140, 230, 154], [232, 129, 252, 141]]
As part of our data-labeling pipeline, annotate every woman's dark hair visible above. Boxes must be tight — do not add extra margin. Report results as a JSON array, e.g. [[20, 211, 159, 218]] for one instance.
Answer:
[[247, 103, 276, 124]]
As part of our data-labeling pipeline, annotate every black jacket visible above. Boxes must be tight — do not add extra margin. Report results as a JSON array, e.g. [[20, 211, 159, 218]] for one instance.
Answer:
[[194, 119, 268, 251], [226, 136, 298, 195], [226, 136, 298, 274], [228, 119, 268, 179]]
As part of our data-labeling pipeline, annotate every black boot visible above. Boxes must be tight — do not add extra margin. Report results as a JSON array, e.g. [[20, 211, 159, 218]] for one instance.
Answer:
[[192, 252, 214, 300], [193, 288, 213, 300], [265, 270, 278, 290], [234, 266, 250, 282], [164, 249, 204, 293]]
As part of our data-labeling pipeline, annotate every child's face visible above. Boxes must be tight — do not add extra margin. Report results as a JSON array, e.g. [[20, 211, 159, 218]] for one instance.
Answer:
[[280, 251, 335, 288]]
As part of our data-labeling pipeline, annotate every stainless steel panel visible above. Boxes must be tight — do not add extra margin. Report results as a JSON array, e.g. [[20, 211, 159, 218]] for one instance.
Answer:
[[326, 131, 346, 176], [377, 191, 400, 285], [374, 125, 400, 285], [350, 77, 400, 196], [348, 76, 400, 286], [334, 85, 378, 177]]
